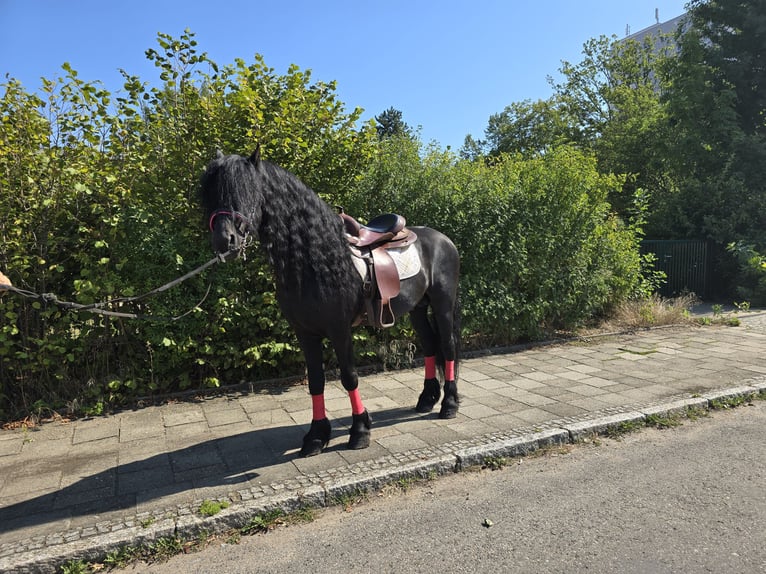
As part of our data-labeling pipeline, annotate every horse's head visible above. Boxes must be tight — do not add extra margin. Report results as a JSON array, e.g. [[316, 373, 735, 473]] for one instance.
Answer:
[[200, 149, 264, 257]]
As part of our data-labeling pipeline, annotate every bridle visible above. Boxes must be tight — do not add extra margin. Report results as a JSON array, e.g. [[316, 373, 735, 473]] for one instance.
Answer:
[[208, 209, 254, 234], [208, 209, 256, 259]]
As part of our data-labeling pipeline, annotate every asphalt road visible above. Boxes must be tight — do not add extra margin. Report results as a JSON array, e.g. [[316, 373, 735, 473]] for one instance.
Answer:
[[139, 401, 766, 574]]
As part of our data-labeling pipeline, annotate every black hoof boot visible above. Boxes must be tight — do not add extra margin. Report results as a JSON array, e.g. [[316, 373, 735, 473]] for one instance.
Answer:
[[348, 410, 372, 450], [416, 378, 441, 413], [439, 381, 460, 419], [300, 418, 332, 457]]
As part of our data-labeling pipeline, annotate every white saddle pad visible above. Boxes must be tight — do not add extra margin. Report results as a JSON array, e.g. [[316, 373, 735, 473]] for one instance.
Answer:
[[350, 243, 422, 281]]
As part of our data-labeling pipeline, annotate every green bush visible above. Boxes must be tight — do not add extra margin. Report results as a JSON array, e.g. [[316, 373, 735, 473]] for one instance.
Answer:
[[727, 242, 766, 305], [0, 33, 646, 422], [0, 31, 375, 420], [345, 138, 644, 344]]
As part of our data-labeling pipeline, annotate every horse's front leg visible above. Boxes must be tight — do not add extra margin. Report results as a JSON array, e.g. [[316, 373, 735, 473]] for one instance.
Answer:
[[298, 334, 332, 457], [330, 329, 371, 450]]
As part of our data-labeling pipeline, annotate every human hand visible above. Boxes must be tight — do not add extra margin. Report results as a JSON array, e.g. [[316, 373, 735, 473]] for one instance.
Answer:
[[0, 271, 12, 292]]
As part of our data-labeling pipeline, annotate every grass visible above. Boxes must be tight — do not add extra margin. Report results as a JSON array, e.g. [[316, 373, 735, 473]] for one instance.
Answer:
[[521, 444, 575, 460], [603, 419, 646, 439], [329, 489, 368, 511], [139, 516, 156, 528], [239, 508, 289, 535], [198, 499, 230, 517], [709, 394, 752, 410], [603, 294, 698, 330], [482, 456, 509, 470], [103, 545, 143, 569], [60, 561, 89, 574], [57, 506, 312, 573], [581, 293, 756, 335], [685, 405, 710, 421], [645, 412, 684, 429]]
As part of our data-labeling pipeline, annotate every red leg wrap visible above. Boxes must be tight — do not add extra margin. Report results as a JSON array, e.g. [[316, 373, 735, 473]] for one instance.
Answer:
[[312, 394, 326, 421], [445, 360, 455, 382], [425, 356, 437, 379], [348, 389, 365, 416]]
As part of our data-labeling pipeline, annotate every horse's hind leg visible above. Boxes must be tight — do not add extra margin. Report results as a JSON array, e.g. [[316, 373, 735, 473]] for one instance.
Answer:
[[330, 329, 371, 450], [431, 294, 460, 419], [298, 334, 332, 457], [410, 304, 441, 413]]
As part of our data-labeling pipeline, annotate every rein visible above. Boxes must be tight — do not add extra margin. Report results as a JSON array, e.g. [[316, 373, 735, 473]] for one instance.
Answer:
[[0, 249, 237, 322]]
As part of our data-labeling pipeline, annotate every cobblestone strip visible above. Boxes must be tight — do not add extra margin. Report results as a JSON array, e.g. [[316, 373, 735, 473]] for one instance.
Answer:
[[3, 377, 765, 574]]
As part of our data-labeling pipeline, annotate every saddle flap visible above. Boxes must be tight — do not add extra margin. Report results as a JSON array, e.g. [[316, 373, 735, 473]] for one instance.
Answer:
[[371, 248, 399, 327]]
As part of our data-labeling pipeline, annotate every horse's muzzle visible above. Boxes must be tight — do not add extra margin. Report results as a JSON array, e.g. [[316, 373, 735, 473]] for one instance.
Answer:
[[211, 232, 236, 256]]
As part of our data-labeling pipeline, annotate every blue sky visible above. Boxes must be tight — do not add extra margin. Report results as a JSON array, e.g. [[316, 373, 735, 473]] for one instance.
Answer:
[[1, 1, 688, 150]]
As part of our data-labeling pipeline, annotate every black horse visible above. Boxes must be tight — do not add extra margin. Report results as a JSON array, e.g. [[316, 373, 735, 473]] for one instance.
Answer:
[[200, 149, 460, 457]]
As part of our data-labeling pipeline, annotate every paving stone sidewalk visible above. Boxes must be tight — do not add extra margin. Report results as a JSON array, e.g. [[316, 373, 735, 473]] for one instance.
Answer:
[[1, 314, 765, 573]]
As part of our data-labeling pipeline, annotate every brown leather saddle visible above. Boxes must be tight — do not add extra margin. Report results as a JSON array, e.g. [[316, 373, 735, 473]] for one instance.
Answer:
[[341, 212, 418, 328]]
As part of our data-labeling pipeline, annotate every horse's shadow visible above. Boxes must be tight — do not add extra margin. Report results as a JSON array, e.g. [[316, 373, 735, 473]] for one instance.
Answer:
[[0, 405, 430, 536]]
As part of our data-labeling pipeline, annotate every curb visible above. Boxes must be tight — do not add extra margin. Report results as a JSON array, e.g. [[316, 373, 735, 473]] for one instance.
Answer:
[[3, 375, 765, 574]]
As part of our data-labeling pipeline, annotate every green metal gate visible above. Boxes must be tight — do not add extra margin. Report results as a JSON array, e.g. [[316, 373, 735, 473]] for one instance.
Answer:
[[641, 240, 709, 298]]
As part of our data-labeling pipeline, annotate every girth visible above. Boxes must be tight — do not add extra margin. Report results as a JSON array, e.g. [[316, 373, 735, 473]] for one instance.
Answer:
[[341, 212, 418, 328]]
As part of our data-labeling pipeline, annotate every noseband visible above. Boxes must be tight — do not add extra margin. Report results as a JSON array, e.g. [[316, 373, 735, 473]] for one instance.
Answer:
[[208, 210, 253, 235], [208, 210, 255, 259]]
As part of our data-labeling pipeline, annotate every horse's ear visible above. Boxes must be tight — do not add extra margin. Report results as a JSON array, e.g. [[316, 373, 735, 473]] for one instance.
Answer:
[[248, 144, 261, 167], [216, 149, 224, 159]]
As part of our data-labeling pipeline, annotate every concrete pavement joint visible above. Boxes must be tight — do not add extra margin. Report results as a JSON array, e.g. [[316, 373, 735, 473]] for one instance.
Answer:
[[3, 379, 765, 574]]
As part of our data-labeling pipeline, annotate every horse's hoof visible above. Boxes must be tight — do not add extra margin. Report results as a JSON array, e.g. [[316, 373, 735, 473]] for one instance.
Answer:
[[438, 401, 459, 419], [300, 418, 332, 457], [438, 381, 460, 419], [348, 410, 372, 450], [416, 378, 441, 413]]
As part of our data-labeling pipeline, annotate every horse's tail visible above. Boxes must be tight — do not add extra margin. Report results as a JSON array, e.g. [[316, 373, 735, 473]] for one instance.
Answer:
[[452, 288, 461, 381]]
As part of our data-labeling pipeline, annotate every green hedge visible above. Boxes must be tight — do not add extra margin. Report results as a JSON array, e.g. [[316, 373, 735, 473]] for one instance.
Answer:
[[0, 33, 647, 421], [344, 137, 646, 345]]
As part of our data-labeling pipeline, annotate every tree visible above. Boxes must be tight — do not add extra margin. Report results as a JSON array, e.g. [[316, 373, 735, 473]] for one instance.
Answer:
[[551, 34, 676, 217], [657, 0, 766, 292], [480, 34, 676, 218], [458, 133, 485, 161], [686, 0, 766, 138], [483, 98, 573, 158], [374, 107, 411, 139]]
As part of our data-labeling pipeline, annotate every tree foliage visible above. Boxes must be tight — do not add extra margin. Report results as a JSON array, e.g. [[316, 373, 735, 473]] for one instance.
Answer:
[[0, 30, 375, 420], [478, 1, 765, 298], [344, 137, 646, 344], [686, 0, 766, 138], [652, 0, 766, 291], [483, 98, 573, 158], [550, 35, 676, 217], [374, 107, 411, 140], [479, 34, 676, 219], [0, 30, 651, 421]]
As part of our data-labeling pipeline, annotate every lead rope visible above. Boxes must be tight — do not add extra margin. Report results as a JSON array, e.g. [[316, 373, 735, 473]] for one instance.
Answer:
[[0, 248, 238, 322]]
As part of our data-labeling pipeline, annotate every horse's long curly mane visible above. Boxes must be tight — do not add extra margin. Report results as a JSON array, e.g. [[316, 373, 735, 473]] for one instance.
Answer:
[[200, 153, 362, 310]]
